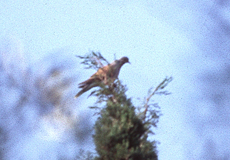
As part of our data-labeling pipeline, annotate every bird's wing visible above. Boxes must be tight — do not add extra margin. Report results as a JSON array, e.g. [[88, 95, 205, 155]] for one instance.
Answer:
[[95, 64, 116, 77], [78, 62, 117, 88], [78, 65, 110, 88], [95, 65, 110, 75]]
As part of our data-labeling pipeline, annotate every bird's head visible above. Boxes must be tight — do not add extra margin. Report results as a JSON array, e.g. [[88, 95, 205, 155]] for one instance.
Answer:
[[120, 56, 130, 64]]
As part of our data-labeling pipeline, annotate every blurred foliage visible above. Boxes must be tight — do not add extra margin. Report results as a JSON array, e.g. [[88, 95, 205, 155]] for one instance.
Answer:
[[75, 149, 95, 160], [0, 41, 93, 159], [194, 1, 230, 159]]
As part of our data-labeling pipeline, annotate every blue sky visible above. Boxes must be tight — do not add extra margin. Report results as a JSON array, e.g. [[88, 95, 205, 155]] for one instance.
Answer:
[[1, 0, 230, 159]]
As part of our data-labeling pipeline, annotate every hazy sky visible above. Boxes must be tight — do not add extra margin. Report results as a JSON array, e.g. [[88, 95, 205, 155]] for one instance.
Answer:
[[1, 0, 229, 160]]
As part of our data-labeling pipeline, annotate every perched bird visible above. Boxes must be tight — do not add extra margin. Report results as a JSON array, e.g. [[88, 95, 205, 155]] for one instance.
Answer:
[[75, 56, 130, 98]]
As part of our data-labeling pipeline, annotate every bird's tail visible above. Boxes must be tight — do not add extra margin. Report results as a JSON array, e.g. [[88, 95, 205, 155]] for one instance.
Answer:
[[75, 89, 85, 98], [75, 82, 99, 98]]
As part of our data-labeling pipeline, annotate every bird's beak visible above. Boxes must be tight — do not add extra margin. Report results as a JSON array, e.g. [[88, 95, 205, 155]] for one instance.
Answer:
[[128, 61, 131, 64]]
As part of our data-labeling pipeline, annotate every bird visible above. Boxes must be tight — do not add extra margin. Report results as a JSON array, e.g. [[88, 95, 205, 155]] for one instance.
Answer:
[[75, 56, 130, 98]]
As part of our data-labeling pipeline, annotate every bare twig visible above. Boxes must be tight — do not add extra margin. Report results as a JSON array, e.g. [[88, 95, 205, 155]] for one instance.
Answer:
[[92, 52, 104, 68], [143, 77, 172, 120]]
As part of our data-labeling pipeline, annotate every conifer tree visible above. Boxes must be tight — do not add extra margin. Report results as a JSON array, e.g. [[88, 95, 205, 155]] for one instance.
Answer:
[[77, 52, 172, 160]]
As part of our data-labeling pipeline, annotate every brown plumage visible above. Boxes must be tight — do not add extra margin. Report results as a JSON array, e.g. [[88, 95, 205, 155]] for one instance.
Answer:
[[75, 57, 130, 98]]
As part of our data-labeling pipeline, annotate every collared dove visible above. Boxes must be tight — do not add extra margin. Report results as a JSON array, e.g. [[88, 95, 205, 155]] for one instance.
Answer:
[[75, 56, 130, 98]]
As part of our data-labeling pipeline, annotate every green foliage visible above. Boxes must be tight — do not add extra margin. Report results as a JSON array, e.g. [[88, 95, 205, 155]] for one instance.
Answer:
[[77, 52, 172, 160], [93, 80, 158, 160]]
